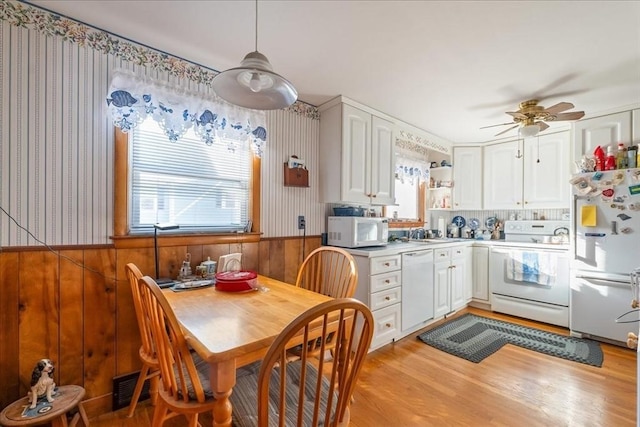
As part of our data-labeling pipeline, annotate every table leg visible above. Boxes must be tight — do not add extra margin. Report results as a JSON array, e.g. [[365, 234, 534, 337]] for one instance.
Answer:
[[209, 359, 236, 427]]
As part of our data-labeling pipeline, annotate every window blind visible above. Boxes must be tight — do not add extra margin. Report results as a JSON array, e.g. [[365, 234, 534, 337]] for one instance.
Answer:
[[129, 119, 251, 233]]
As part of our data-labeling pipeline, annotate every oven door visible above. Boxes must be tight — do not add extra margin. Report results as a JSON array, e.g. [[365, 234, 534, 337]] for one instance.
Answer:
[[490, 247, 570, 306]]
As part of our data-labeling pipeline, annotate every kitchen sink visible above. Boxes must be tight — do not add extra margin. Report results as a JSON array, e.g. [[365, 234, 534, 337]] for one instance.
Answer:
[[409, 238, 469, 244]]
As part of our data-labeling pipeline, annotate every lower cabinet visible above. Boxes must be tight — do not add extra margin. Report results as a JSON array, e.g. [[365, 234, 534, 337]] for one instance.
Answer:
[[352, 254, 402, 351], [434, 245, 469, 318], [472, 245, 490, 302]]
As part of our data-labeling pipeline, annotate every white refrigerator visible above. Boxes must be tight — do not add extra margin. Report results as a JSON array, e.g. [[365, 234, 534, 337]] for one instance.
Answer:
[[570, 168, 640, 343]]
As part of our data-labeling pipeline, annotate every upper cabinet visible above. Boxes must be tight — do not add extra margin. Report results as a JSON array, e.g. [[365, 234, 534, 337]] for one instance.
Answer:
[[452, 146, 482, 210], [573, 111, 633, 161], [319, 98, 395, 205], [484, 131, 570, 210]]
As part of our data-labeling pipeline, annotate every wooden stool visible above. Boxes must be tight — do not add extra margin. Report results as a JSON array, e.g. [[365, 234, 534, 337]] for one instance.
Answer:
[[0, 385, 89, 427]]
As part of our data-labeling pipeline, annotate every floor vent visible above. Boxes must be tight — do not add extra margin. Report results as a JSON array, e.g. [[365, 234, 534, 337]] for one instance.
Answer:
[[112, 371, 150, 411]]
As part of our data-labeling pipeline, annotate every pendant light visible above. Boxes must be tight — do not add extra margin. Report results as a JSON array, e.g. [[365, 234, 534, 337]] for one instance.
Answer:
[[212, 0, 297, 110]]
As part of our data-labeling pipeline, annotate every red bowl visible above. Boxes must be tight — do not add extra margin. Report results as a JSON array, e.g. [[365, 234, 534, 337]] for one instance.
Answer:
[[215, 271, 258, 292]]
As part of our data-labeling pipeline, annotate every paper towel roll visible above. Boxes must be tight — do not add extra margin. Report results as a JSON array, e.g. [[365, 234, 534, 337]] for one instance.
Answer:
[[438, 217, 446, 238]]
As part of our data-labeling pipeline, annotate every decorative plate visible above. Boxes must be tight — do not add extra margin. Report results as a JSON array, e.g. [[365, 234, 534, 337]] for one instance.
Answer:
[[468, 218, 480, 230], [485, 216, 497, 229], [452, 215, 466, 228]]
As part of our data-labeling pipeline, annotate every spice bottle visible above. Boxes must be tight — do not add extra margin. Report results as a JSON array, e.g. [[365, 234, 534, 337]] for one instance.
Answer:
[[605, 145, 617, 171], [616, 143, 627, 169], [593, 146, 605, 171], [628, 144, 638, 169]]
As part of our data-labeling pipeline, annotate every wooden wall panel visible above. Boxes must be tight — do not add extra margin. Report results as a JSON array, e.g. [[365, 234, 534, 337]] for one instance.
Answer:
[[82, 248, 116, 398], [0, 252, 20, 407], [59, 250, 85, 387], [0, 236, 320, 413], [18, 251, 59, 396]]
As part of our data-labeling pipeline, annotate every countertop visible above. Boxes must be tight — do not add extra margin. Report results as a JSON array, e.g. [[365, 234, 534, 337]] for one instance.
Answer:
[[344, 238, 570, 257]]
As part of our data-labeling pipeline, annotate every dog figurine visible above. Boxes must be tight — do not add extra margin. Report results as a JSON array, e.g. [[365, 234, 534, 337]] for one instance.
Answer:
[[29, 358, 56, 409]]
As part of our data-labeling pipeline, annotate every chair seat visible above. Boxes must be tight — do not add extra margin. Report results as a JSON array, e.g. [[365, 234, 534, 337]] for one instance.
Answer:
[[232, 360, 338, 427]]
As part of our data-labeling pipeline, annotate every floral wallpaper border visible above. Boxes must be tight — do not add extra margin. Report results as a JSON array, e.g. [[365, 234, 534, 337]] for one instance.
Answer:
[[1, 0, 320, 120], [396, 129, 450, 155]]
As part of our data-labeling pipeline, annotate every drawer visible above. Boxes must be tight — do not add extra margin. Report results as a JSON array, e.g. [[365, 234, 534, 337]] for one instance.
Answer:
[[451, 246, 466, 259], [434, 248, 451, 261], [370, 303, 401, 350], [370, 286, 401, 311], [370, 254, 401, 275], [370, 270, 402, 293]]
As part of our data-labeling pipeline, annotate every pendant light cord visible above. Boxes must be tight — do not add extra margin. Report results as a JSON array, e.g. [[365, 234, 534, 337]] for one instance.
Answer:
[[254, 0, 258, 52]]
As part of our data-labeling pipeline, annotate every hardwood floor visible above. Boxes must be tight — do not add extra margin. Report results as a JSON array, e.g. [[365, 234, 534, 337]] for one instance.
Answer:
[[89, 307, 637, 426]]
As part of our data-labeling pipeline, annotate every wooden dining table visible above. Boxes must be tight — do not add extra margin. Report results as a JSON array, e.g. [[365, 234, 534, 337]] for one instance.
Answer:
[[162, 274, 333, 427]]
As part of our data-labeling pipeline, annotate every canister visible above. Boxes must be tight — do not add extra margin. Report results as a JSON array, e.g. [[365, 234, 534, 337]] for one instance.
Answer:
[[201, 257, 217, 275]]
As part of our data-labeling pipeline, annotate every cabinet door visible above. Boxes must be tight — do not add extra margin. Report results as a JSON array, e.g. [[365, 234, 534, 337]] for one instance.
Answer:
[[483, 140, 523, 209], [573, 111, 632, 161], [453, 146, 482, 210], [342, 104, 371, 204], [451, 246, 467, 310], [523, 131, 570, 209], [633, 109, 640, 142], [472, 246, 489, 301], [370, 115, 395, 205], [433, 260, 451, 318]]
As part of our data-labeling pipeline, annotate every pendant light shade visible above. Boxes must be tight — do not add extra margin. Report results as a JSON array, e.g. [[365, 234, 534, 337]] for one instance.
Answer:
[[212, 0, 297, 110], [212, 51, 297, 110]]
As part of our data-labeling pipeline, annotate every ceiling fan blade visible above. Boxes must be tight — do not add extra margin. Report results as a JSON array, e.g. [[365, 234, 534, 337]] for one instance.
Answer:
[[480, 122, 515, 129], [552, 111, 585, 121], [536, 121, 550, 132], [543, 102, 574, 115], [506, 111, 527, 119], [495, 124, 519, 137]]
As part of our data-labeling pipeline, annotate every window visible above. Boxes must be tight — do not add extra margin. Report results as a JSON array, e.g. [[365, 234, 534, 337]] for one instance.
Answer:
[[128, 119, 252, 233]]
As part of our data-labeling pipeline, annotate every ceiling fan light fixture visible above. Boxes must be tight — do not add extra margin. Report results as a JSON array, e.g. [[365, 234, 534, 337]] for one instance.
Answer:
[[212, 1, 297, 110], [520, 123, 540, 138]]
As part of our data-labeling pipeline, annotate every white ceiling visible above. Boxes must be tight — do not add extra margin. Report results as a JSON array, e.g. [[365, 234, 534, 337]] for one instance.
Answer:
[[28, 0, 640, 144]]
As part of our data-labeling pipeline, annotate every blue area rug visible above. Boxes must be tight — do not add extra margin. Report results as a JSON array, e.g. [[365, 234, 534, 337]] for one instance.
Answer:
[[417, 313, 603, 367]]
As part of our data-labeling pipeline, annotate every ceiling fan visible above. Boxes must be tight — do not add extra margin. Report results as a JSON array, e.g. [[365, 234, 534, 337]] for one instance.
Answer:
[[481, 99, 585, 137]]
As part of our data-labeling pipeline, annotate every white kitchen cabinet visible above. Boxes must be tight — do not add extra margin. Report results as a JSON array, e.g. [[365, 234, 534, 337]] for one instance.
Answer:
[[472, 245, 489, 302], [452, 146, 482, 210], [483, 131, 570, 209], [319, 98, 395, 205], [352, 254, 402, 351], [433, 245, 468, 318], [633, 109, 640, 141], [573, 110, 632, 161]]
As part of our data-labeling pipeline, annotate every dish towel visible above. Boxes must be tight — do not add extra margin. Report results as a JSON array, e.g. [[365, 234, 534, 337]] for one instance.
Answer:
[[507, 251, 557, 285]]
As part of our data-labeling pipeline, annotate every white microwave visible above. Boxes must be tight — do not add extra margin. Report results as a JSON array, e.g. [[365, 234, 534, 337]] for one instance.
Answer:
[[327, 216, 389, 248]]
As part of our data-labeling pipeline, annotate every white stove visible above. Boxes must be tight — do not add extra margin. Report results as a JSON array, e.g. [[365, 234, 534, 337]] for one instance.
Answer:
[[504, 220, 570, 244]]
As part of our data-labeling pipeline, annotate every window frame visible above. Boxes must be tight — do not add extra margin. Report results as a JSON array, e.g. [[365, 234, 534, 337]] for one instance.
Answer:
[[112, 128, 261, 249]]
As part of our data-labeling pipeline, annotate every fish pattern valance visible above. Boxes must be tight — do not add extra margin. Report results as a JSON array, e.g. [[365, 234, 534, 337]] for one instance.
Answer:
[[107, 71, 268, 156]]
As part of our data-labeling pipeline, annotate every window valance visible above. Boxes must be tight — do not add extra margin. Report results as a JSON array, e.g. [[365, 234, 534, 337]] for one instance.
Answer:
[[106, 70, 268, 156], [395, 157, 430, 185]]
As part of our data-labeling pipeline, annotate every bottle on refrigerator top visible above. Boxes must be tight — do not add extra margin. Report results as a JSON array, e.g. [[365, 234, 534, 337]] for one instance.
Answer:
[[616, 143, 627, 169], [593, 145, 605, 171], [628, 144, 638, 169], [605, 145, 617, 170]]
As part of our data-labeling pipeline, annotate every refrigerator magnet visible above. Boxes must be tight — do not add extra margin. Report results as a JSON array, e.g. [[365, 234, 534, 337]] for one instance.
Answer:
[[581, 205, 597, 227], [611, 172, 625, 186], [629, 184, 640, 195], [601, 187, 615, 201]]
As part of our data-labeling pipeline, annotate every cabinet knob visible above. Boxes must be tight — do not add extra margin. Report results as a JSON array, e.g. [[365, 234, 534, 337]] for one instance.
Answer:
[[524, 201, 529, 204], [385, 296, 390, 300], [516, 201, 521, 205], [385, 323, 392, 328], [372, 194, 377, 198], [384, 262, 390, 266], [384, 279, 390, 283]]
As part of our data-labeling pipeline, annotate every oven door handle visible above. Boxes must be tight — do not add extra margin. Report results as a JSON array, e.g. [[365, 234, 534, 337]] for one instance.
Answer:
[[574, 274, 629, 286]]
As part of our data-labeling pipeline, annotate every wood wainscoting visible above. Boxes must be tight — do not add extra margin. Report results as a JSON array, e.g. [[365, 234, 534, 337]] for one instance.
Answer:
[[0, 235, 320, 416]]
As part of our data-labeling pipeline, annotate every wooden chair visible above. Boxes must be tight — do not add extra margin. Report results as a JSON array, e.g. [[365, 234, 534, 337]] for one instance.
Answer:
[[137, 276, 259, 427], [125, 263, 160, 417], [232, 298, 374, 426], [295, 246, 358, 298]]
